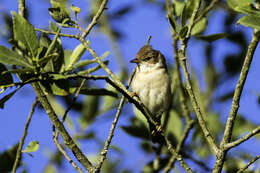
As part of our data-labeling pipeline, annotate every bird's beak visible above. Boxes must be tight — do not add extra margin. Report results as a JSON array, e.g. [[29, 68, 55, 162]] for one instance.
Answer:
[[130, 58, 139, 63]]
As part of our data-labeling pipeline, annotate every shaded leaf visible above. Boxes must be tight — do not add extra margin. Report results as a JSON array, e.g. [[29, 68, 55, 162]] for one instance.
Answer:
[[166, 110, 183, 142], [11, 11, 39, 57], [0, 46, 32, 68], [0, 63, 13, 85], [121, 117, 150, 140], [195, 33, 229, 42], [179, 26, 188, 38], [79, 95, 100, 128], [0, 144, 19, 173]]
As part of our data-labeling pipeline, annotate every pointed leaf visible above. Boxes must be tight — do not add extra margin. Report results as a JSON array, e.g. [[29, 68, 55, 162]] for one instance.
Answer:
[[22, 141, 39, 153], [191, 17, 208, 35], [11, 11, 39, 58], [0, 46, 32, 68], [237, 15, 260, 30], [195, 33, 229, 42], [227, 0, 252, 11]]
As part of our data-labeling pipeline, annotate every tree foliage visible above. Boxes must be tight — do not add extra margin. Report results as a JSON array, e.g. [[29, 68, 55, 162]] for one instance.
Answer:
[[0, 0, 260, 172]]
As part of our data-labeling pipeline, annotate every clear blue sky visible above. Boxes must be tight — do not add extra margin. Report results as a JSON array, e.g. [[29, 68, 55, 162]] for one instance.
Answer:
[[0, 0, 260, 172]]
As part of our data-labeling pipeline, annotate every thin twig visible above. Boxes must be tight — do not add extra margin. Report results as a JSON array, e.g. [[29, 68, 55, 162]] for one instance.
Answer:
[[81, 0, 109, 39], [213, 31, 260, 173], [163, 120, 195, 173], [237, 154, 260, 173], [31, 82, 95, 172], [12, 98, 38, 173], [95, 69, 136, 173], [225, 126, 260, 150], [195, 0, 220, 23], [53, 138, 84, 173], [35, 28, 80, 39]]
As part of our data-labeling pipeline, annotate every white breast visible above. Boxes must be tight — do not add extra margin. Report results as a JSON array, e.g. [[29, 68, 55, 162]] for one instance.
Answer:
[[131, 67, 171, 117]]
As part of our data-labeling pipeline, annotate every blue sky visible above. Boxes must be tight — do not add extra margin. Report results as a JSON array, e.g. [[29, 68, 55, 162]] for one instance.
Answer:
[[0, 0, 260, 172]]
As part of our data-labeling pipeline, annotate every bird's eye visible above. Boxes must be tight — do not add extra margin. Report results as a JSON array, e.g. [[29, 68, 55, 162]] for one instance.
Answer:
[[144, 56, 152, 61]]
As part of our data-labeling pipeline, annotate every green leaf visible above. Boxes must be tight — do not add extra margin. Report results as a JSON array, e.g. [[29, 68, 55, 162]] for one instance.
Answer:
[[79, 95, 100, 128], [0, 144, 19, 173], [179, 26, 188, 38], [0, 46, 32, 68], [11, 11, 39, 58], [166, 110, 183, 142], [74, 51, 109, 70], [191, 17, 208, 36], [0, 63, 13, 86], [70, 88, 118, 97], [0, 88, 19, 109], [195, 33, 229, 42], [181, 3, 187, 26], [167, 15, 177, 32], [50, 21, 59, 32], [235, 4, 260, 15], [172, 0, 185, 17], [227, 0, 252, 11], [22, 141, 39, 153], [237, 15, 260, 30], [121, 117, 150, 140], [65, 44, 86, 71], [49, 1, 72, 25]]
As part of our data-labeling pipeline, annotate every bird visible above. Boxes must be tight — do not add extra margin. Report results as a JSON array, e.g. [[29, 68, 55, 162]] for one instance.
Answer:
[[130, 45, 171, 144]]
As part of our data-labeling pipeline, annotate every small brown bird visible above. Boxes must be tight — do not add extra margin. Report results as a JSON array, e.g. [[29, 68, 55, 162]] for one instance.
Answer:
[[130, 45, 171, 143]]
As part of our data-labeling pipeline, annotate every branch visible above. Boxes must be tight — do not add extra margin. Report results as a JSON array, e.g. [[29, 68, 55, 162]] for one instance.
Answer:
[[79, 40, 193, 173], [163, 120, 195, 173], [81, 0, 109, 39], [35, 28, 80, 39], [12, 98, 38, 173], [237, 154, 260, 173], [53, 138, 84, 173], [224, 126, 260, 150], [178, 0, 218, 155], [213, 31, 260, 173], [31, 82, 95, 172], [195, 0, 220, 23], [95, 69, 136, 172]]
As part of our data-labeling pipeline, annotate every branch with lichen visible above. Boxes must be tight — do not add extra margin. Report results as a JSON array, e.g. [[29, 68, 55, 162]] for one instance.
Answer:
[[237, 154, 260, 173], [213, 31, 260, 173], [12, 98, 38, 173]]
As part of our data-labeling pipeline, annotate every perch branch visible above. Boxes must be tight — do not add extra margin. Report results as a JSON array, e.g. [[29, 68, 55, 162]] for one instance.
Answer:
[[12, 98, 38, 173]]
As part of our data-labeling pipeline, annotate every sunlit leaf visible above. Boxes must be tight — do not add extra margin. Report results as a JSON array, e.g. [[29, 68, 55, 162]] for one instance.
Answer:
[[12, 11, 39, 58], [227, 0, 252, 11], [237, 15, 260, 30], [22, 141, 39, 153], [0, 46, 32, 68], [191, 18, 208, 35]]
